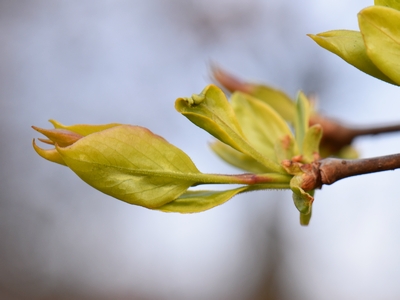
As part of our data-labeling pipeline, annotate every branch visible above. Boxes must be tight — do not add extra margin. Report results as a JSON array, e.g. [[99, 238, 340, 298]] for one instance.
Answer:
[[310, 114, 400, 154], [319, 154, 400, 185], [302, 153, 400, 190]]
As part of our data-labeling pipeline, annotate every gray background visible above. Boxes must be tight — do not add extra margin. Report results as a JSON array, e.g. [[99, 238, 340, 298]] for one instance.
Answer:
[[2, 0, 400, 299]]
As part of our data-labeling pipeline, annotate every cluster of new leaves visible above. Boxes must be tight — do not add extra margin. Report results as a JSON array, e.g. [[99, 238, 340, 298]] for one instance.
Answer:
[[309, 0, 400, 85], [33, 0, 400, 226], [33, 85, 322, 225]]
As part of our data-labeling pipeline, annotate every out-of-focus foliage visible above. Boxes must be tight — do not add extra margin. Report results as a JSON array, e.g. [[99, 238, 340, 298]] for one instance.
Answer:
[[213, 67, 359, 159], [309, 1, 400, 85]]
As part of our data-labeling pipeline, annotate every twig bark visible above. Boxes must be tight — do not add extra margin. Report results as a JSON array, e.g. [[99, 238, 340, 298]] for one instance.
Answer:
[[310, 114, 400, 154], [298, 153, 400, 191], [319, 154, 400, 185]]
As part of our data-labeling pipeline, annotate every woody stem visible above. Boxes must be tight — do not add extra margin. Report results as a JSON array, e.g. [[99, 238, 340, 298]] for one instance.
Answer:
[[318, 153, 400, 185]]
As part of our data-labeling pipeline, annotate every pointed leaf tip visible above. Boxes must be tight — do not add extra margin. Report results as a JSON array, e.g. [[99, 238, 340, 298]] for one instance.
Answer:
[[308, 30, 397, 85]]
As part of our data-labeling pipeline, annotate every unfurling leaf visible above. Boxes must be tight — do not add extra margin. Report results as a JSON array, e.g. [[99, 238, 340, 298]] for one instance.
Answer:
[[302, 124, 323, 164], [49, 119, 122, 136], [157, 187, 252, 213], [308, 30, 396, 85], [210, 141, 270, 173], [212, 67, 295, 122], [290, 175, 314, 226], [176, 84, 284, 173], [358, 6, 400, 85], [32, 120, 123, 165], [230, 92, 297, 163], [294, 91, 311, 150]]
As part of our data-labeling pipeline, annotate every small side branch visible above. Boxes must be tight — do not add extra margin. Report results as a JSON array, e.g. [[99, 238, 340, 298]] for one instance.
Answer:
[[310, 115, 400, 154]]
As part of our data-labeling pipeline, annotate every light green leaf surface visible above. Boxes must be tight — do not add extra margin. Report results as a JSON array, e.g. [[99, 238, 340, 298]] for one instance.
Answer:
[[290, 175, 314, 215], [302, 124, 323, 163], [294, 92, 310, 150], [210, 141, 270, 173], [175, 85, 245, 151], [249, 85, 295, 122], [308, 30, 397, 84], [50, 119, 122, 136], [176, 85, 284, 173], [375, 0, 400, 11], [157, 187, 251, 213], [57, 125, 202, 208], [32, 140, 67, 165], [274, 134, 298, 163], [359, 6, 400, 85], [231, 92, 297, 163], [300, 210, 312, 226]]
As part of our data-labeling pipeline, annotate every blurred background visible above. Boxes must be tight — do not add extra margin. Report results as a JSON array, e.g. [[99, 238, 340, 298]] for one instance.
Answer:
[[2, 0, 400, 299]]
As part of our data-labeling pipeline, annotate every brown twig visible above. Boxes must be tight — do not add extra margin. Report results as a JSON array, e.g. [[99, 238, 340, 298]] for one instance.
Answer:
[[319, 154, 400, 185], [301, 154, 400, 191], [310, 115, 400, 155]]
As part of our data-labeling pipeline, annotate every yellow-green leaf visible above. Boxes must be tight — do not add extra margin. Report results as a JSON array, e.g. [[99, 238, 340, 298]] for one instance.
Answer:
[[176, 85, 284, 173], [294, 92, 311, 150], [308, 30, 397, 85], [211, 67, 295, 122], [32, 139, 67, 165], [50, 119, 122, 136], [157, 187, 251, 213], [175, 84, 245, 151], [210, 140, 270, 173], [57, 125, 202, 208], [302, 124, 323, 163], [375, 0, 400, 11], [358, 6, 400, 85], [248, 85, 295, 122], [274, 134, 298, 163], [291, 178, 314, 215], [300, 210, 312, 226], [230, 92, 297, 163]]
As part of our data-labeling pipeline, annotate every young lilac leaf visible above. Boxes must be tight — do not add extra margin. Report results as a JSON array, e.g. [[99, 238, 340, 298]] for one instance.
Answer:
[[290, 175, 314, 214], [358, 6, 400, 85], [210, 140, 271, 173], [300, 206, 312, 226], [158, 180, 291, 213], [32, 125, 85, 165], [375, 0, 400, 10], [212, 67, 295, 122], [308, 30, 397, 85], [34, 123, 292, 210], [32, 120, 123, 165], [249, 85, 295, 123], [176, 85, 284, 173], [49, 119, 122, 136], [157, 187, 252, 213], [56, 125, 202, 208], [290, 175, 314, 226], [32, 126, 84, 147], [302, 124, 323, 164], [294, 92, 311, 150], [274, 134, 298, 163], [230, 92, 298, 163], [176, 84, 244, 150]]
